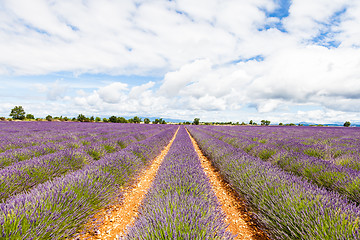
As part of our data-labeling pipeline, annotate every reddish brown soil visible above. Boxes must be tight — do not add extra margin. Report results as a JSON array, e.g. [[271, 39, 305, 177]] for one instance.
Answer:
[[187, 129, 269, 240], [76, 128, 179, 240], [76, 127, 268, 240]]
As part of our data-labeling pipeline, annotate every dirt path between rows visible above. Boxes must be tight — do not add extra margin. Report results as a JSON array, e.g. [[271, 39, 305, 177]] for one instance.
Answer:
[[77, 128, 179, 240], [186, 129, 269, 240]]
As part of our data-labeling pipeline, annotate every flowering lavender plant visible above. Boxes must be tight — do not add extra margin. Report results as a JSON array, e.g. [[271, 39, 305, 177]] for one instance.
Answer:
[[187, 126, 360, 240], [125, 127, 233, 239], [0, 122, 177, 239], [197, 125, 360, 204]]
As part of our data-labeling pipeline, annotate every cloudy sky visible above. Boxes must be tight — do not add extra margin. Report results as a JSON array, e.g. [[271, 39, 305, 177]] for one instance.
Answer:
[[1, 0, 360, 123]]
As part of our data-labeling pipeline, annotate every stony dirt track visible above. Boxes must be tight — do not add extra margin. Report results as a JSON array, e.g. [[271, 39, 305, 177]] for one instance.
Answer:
[[187, 129, 269, 240], [76, 127, 268, 240], [76, 128, 179, 240]]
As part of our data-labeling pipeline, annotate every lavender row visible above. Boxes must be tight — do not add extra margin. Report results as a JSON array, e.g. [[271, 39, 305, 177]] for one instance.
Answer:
[[82, 131, 149, 160], [0, 130, 139, 169], [0, 126, 177, 240], [125, 127, 233, 240], [0, 128, 161, 202], [207, 125, 360, 171], [0, 125, 167, 202], [0, 122, 150, 153], [0, 149, 91, 202], [271, 150, 360, 204], [0, 122, 81, 152], [0, 142, 59, 169], [187, 126, 360, 240], [0, 123, 155, 168], [197, 126, 360, 204]]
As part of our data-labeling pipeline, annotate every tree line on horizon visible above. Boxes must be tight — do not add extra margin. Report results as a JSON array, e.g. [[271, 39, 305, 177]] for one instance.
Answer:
[[2, 106, 166, 124], [1, 105, 353, 127]]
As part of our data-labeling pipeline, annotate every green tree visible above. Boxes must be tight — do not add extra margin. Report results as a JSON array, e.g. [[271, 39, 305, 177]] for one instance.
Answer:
[[144, 118, 150, 124], [95, 117, 101, 122], [249, 120, 253, 125], [77, 114, 87, 122], [10, 106, 26, 120], [109, 116, 117, 123], [46, 115, 53, 121], [193, 118, 200, 125], [344, 121, 351, 127], [132, 116, 141, 123], [26, 114, 35, 119], [117, 117, 128, 123], [261, 120, 270, 126]]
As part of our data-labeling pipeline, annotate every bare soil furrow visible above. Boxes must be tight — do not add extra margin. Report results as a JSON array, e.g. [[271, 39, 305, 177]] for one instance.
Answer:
[[76, 127, 179, 240], [186, 129, 269, 240]]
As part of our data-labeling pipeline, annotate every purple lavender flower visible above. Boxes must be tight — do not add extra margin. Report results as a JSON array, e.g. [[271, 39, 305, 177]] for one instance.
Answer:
[[187, 126, 360, 240], [125, 127, 233, 240]]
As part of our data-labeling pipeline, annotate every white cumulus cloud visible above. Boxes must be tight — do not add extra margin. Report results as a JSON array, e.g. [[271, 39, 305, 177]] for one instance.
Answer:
[[1, 0, 360, 123]]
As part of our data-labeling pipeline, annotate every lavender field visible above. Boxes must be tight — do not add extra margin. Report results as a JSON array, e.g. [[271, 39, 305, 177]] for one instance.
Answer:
[[187, 125, 360, 239], [1, 122, 360, 239], [126, 127, 233, 239], [0, 121, 176, 239]]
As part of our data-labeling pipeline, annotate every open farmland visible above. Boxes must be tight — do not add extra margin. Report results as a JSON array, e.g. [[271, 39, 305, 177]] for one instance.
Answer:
[[1, 122, 360, 239], [0, 121, 176, 239], [187, 125, 360, 239], [2, 0, 360, 239]]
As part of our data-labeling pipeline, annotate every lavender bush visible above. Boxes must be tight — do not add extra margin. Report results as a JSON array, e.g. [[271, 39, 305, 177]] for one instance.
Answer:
[[125, 127, 233, 240], [0, 124, 165, 202], [0, 122, 176, 239], [187, 126, 360, 240], [198, 126, 360, 204], [0, 149, 91, 202], [205, 125, 360, 171]]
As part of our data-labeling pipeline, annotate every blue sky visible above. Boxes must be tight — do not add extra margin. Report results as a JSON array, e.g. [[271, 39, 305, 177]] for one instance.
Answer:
[[1, 0, 360, 123]]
